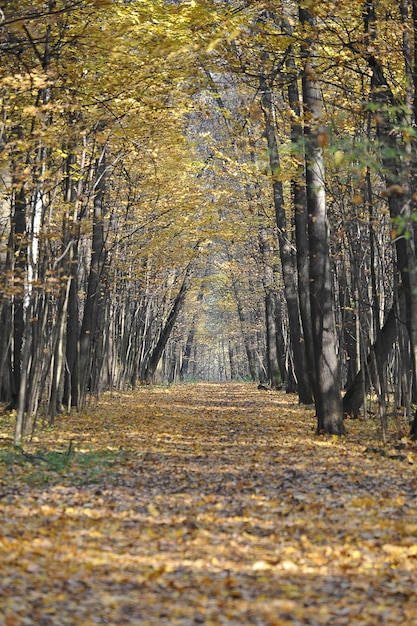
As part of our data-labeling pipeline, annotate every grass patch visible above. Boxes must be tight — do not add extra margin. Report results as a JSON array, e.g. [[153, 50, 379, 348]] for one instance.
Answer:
[[0, 444, 131, 487]]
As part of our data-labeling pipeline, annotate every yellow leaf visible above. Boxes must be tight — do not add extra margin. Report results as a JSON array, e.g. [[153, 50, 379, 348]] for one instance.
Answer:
[[207, 37, 222, 52], [147, 503, 159, 517], [252, 560, 272, 571], [334, 150, 344, 166], [227, 28, 241, 42]]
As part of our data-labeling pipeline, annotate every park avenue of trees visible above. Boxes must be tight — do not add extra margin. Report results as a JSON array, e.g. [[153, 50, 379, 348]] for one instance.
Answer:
[[1, 0, 417, 441]]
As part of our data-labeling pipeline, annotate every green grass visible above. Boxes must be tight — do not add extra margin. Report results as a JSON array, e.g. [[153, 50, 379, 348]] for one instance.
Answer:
[[0, 444, 130, 486]]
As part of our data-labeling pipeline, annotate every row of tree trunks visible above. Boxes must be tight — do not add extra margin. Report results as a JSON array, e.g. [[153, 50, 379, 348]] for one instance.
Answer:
[[141, 266, 192, 384], [362, 0, 417, 437], [180, 285, 204, 381], [343, 293, 403, 417]]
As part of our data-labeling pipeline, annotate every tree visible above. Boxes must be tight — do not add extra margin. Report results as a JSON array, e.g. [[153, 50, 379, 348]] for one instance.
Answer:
[[299, 2, 344, 434], [259, 70, 312, 401]]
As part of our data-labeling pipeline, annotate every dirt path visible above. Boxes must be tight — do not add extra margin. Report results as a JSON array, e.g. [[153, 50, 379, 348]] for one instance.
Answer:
[[1, 383, 417, 625]]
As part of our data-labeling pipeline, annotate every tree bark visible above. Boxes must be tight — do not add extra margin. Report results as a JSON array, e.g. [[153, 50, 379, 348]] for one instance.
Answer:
[[264, 291, 281, 388], [11, 185, 27, 409], [78, 149, 108, 408], [300, 4, 344, 434], [260, 75, 312, 403], [284, 17, 317, 399]]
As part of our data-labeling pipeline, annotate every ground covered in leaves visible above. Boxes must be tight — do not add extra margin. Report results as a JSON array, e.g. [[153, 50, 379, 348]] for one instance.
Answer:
[[1, 383, 417, 625]]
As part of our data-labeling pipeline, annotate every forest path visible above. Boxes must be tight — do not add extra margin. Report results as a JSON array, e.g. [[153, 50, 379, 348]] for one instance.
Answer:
[[1, 383, 417, 625]]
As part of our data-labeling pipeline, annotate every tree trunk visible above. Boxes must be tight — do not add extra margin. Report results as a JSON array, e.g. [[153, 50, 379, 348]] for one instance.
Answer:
[[228, 341, 238, 380], [284, 12, 317, 400], [232, 280, 257, 381], [260, 75, 312, 403], [63, 241, 79, 408], [264, 291, 281, 388], [180, 323, 196, 381], [78, 149, 108, 408], [49, 264, 73, 423], [11, 185, 27, 409], [300, 4, 344, 434]]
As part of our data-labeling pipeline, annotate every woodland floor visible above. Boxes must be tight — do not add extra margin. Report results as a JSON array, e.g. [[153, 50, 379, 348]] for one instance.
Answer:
[[1, 383, 417, 626]]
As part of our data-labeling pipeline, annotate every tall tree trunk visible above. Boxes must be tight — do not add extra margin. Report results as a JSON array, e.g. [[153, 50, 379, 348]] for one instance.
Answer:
[[228, 341, 238, 380], [63, 241, 79, 408], [78, 149, 108, 408], [180, 323, 197, 381], [11, 185, 27, 410], [258, 225, 284, 388], [300, 4, 344, 434], [62, 146, 82, 409], [284, 18, 317, 398], [264, 291, 282, 388], [367, 166, 388, 437], [260, 75, 312, 403], [0, 195, 14, 403], [49, 269, 72, 423]]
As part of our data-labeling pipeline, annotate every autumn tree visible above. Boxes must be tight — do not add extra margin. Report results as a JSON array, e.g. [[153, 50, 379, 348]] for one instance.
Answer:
[[298, 3, 345, 434]]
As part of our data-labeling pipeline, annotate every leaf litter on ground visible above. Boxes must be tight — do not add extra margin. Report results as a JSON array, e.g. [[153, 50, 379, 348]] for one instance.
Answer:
[[0, 382, 417, 625]]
